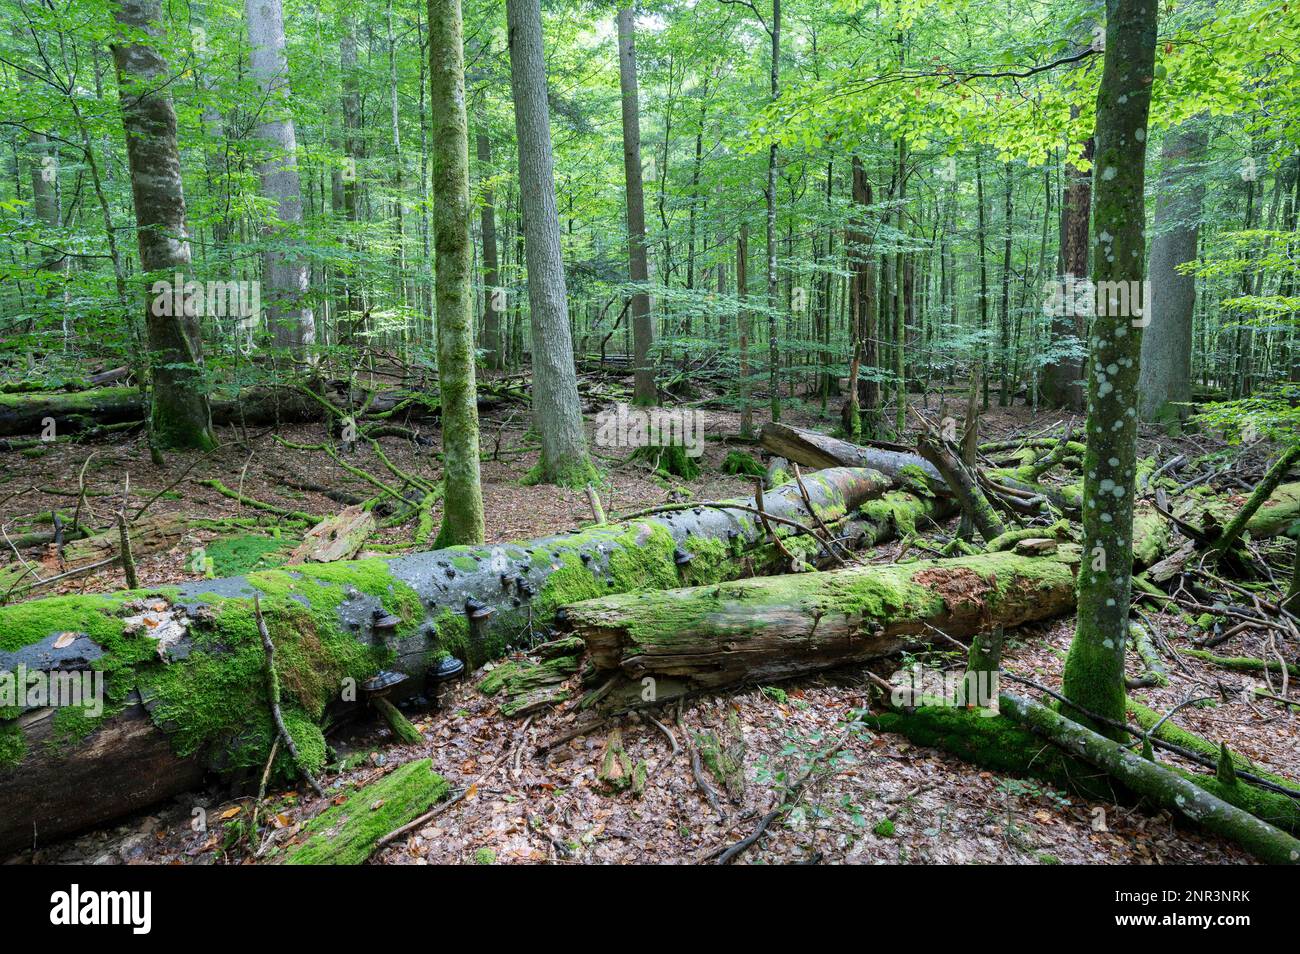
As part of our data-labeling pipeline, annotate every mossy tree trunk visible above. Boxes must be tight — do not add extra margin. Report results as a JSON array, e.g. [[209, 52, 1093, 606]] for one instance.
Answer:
[[565, 548, 1079, 708], [429, 0, 485, 546], [506, 0, 595, 486], [1059, 0, 1159, 737], [109, 0, 214, 452], [0, 468, 892, 851]]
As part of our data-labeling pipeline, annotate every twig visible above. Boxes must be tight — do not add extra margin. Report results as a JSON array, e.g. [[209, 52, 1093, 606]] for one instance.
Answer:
[[253, 594, 325, 797]]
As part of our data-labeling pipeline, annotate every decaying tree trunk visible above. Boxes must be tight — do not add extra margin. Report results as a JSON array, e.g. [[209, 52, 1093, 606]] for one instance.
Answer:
[[761, 422, 945, 492], [564, 548, 1080, 708], [0, 467, 891, 852]]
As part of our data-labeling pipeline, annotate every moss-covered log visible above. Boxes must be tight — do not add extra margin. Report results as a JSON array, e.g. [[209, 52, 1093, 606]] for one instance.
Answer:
[[563, 548, 1080, 705], [998, 692, 1300, 864], [760, 421, 946, 493], [279, 758, 449, 864], [0, 467, 890, 852]]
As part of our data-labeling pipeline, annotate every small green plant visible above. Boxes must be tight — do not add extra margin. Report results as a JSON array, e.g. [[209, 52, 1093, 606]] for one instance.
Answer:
[[872, 818, 896, 837], [474, 847, 497, 865]]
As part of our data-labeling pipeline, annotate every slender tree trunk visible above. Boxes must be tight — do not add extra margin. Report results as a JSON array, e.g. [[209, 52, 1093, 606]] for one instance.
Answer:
[[505, 0, 593, 485], [1042, 131, 1093, 411], [478, 132, 503, 371], [244, 0, 314, 353], [1060, 0, 1159, 737], [894, 136, 907, 435], [616, 7, 655, 405], [766, 0, 781, 422], [429, 0, 485, 544], [998, 163, 1014, 406], [738, 222, 752, 438], [109, 0, 214, 451], [1137, 121, 1208, 424]]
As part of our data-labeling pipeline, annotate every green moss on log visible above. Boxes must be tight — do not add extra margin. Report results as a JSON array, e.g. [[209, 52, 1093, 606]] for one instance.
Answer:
[[282, 758, 449, 864]]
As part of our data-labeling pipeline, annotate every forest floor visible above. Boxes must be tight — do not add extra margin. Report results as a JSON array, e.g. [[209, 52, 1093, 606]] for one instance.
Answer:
[[1, 373, 1293, 865]]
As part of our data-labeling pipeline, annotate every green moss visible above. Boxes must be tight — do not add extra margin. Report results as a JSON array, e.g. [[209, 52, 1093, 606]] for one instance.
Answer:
[[872, 818, 895, 837], [861, 491, 930, 536], [1127, 700, 1300, 793], [283, 758, 449, 865], [721, 450, 766, 477], [475, 847, 497, 865], [865, 707, 1125, 803], [523, 455, 602, 490], [0, 720, 26, 770], [204, 534, 292, 577]]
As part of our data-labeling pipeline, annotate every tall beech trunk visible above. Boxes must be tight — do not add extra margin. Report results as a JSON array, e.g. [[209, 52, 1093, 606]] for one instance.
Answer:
[[737, 223, 752, 438], [244, 0, 314, 353], [505, 0, 593, 486], [766, 0, 781, 422], [109, 0, 214, 451], [1060, 0, 1159, 736], [617, 7, 655, 405], [478, 132, 503, 371], [429, 0, 485, 546], [1138, 122, 1208, 424], [0, 467, 890, 852], [849, 155, 878, 438]]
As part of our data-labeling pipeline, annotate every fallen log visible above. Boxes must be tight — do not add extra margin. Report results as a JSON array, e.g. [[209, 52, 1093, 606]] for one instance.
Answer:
[[562, 548, 1080, 708], [760, 421, 945, 493], [0, 467, 891, 853], [868, 694, 1300, 863]]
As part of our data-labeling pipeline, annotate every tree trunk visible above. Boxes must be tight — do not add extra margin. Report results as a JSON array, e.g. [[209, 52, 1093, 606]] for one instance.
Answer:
[[760, 421, 945, 491], [737, 223, 752, 438], [1137, 122, 1208, 424], [506, 0, 594, 486], [565, 548, 1079, 706], [1059, 0, 1159, 736], [0, 467, 892, 851], [244, 0, 314, 353], [429, 0, 485, 546], [766, 0, 781, 423], [617, 7, 655, 406], [109, 0, 214, 451], [477, 132, 503, 371]]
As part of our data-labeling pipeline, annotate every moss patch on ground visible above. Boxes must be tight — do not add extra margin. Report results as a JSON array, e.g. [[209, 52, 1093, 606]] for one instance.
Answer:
[[204, 534, 293, 576]]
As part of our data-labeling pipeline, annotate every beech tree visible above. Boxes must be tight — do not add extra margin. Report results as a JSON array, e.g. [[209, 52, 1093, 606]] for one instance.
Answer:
[[505, 0, 595, 486], [244, 0, 314, 354], [1059, 0, 1160, 733], [109, 0, 214, 451], [429, 0, 485, 545]]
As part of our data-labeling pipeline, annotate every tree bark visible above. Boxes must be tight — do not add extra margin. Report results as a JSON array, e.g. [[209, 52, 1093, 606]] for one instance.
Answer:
[[244, 0, 314, 353], [1137, 121, 1208, 424], [506, 0, 594, 486], [0, 467, 892, 851], [617, 7, 655, 405], [477, 132, 503, 370], [109, 0, 215, 451], [1059, 0, 1159, 736], [565, 548, 1079, 705], [760, 421, 945, 491], [429, 0, 485, 546]]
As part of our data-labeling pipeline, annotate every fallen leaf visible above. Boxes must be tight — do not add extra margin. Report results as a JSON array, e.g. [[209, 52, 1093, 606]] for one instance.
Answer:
[[220, 806, 242, 820], [52, 632, 78, 649]]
